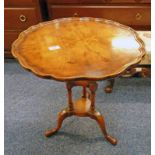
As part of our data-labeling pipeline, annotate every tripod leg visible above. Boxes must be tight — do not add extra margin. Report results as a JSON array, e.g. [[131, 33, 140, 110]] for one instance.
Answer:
[[89, 111, 117, 145], [45, 109, 72, 137]]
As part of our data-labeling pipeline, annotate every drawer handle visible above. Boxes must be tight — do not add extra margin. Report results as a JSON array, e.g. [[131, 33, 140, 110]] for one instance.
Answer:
[[136, 13, 142, 20], [19, 14, 27, 22], [73, 12, 79, 17]]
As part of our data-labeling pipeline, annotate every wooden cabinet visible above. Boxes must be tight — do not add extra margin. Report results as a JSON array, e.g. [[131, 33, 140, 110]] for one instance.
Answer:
[[47, 0, 151, 30], [47, 0, 151, 4], [5, 0, 35, 6], [49, 5, 150, 29], [5, 8, 39, 30], [4, 0, 151, 58], [4, 0, 42, 57]]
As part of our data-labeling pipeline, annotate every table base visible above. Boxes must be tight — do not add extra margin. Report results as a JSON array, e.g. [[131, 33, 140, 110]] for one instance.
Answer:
[[45, 81, 117, 145]]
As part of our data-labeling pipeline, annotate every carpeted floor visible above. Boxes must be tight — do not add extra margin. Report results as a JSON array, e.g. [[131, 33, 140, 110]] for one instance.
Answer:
[[4, 59, 151, 155]]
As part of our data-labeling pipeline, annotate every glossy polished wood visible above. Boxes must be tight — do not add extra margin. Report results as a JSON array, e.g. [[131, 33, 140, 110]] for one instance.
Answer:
[[45, 81, 117, 145], [50, 6, 151, 29], [48, 0, 151, 4], [4, 0, 42, 57], [4, 8, 39, 30], [5, 31, 20, 51], [12, 17, 145, 81], [5, 0, 35, 7], [12, 17, 145, 145]]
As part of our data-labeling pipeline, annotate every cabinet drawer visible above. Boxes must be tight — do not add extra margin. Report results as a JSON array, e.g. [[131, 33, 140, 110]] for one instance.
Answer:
[[49, 6, 150, 27], [48, 0, 150, 4], [108, 0, 150, 3], [4, 31, 20, 50], [4, 8, 39, 30], [4, 0, 35, 7]]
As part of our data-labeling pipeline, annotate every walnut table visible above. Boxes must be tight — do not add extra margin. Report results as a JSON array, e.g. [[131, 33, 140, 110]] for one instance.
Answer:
[[12, 17, 145, 145]]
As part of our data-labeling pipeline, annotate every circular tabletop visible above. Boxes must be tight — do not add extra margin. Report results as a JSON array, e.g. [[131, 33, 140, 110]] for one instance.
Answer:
[[12, 17, 145, 81]]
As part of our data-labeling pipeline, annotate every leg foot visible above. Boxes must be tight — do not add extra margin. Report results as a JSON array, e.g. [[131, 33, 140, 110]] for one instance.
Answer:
[[45, 109, 72, 137], [104, 79, 115, 93], [89, 111, 117, 145], [105, 135, 117, 145]]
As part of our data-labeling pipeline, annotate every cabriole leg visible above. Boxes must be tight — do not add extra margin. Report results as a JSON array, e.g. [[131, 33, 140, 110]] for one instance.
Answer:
[[104, 79, 115, 93]]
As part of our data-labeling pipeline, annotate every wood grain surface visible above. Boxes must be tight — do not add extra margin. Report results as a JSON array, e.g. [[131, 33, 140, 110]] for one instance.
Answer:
[[12, 17, 145, 81]]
